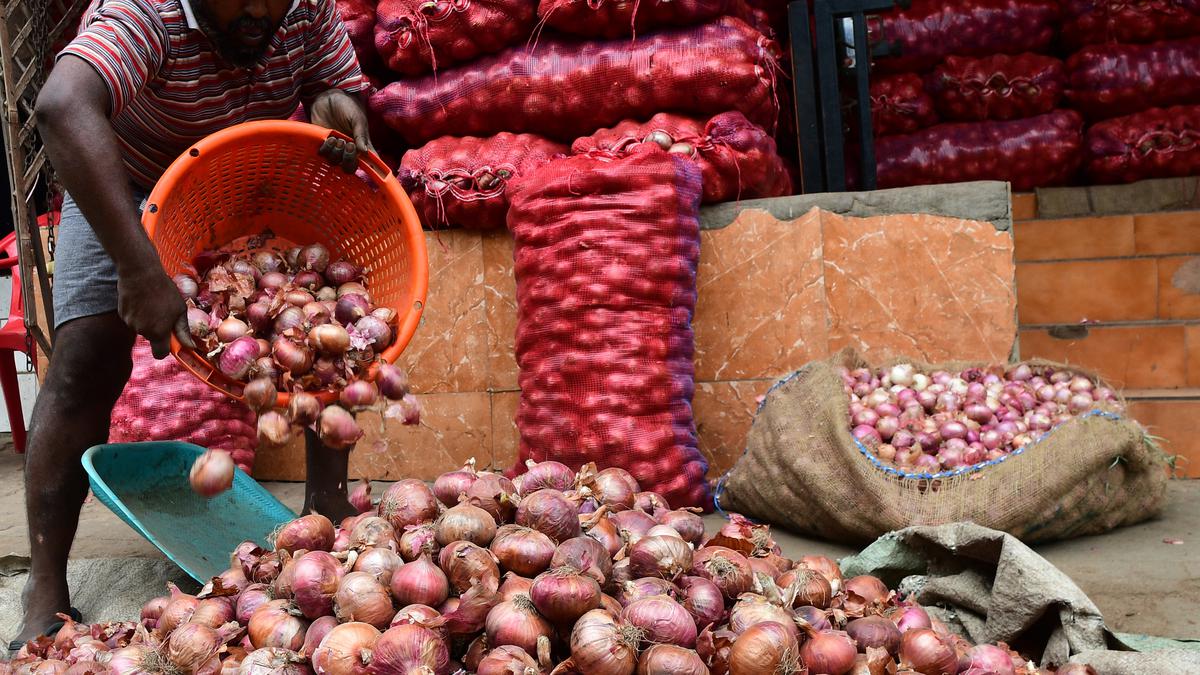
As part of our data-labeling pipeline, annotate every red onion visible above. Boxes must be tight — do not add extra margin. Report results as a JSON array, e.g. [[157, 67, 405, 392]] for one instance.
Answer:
[[335, 294, 371, 326], [679, 576, 724, 631], [298, 244, 330, 273], [318, 405, 363, 450], [376, 364, 411, 402], [242, 377, 277, 413], [658, 510, 704, 546], [291, 551, 344, 619], [311, 622, 379, 675], [582, 512, 623, 557], [530, 567, 602, 624], [309, 324, 351, 355], [371, 624, 450, 675], [216, 316, 249, 343], [272, 337, 313, 375], [853, 425, 882, 447], [615, 577, 678, 607], [284, 288, 315, 308], [795, 605, 833, 631], [390, 603, 441, 628], [439, 541, 500, 594], [435, 502, 497, 547], [551, 537, 613, 587], [899, 629, 958, 675], [173, 273, 199, 299], [611, 510, 657, 541], [490, 525, 556, 577], [622, 596, 697, 648], [569, 610, 638, 675], [141, 595, 169, 629], [353, 547, 402, 587], [886, 605, 932, 633], [273, 305, 305, 333], [274, 514, 335, 554], [499, 573, 534, 601], [353, 315, 392, 350], [233, 583, 272, 626], [728, 595, 798, 641], [962, 644, 1015, 675], [339, 380, 379, 411], [397, 524, 438, 562], [628, 536, 692, 581], [164, 623, 232, 674], [247, 600, 308, 651], [590, 467, 639, 510], [846, 616, 902, 655], [727, 622, 799, 675], [325, 260, 361, 285], [514, 459, 576, 496], [485, 595, 553, 657], [189, 597, 235, 628], [844, 575, 889, 615], [239, 647, 307, 675], [258, 411, 292, 447], [189, 450, 234, 497], [348, 479, 374, 515], [389, 554, 449, 607], [778, 568, 833, 609], [466, 473, 519, 524], [254, 357, 280, 382], [801, 630, 858, 675], [477, 646, 540, 675], [334, 572, 394, 628], [379, 479, 441, 531], [516, 489, 581, 542], [187, 307, 213, 339], [219, 337, 261, 381], [287, 392, 322, 427], [690, 547, 754, 600]]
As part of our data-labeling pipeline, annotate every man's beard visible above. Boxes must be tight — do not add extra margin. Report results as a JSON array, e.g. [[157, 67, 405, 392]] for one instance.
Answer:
[[194, 7, 276, 68]]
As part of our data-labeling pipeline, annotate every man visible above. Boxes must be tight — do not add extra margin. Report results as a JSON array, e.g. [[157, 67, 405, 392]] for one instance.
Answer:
[[15, 0, 372, 646]]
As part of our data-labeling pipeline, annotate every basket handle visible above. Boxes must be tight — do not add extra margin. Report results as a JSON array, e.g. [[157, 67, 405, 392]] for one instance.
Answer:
[[326, 129, 394, 184]]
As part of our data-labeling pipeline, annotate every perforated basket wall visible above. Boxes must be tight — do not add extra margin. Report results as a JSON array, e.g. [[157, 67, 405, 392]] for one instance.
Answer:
[[143, 120, 428, 401]]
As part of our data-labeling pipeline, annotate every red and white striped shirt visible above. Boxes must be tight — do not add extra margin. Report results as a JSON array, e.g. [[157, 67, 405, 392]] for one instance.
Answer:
[[60, 0, 366, 189]]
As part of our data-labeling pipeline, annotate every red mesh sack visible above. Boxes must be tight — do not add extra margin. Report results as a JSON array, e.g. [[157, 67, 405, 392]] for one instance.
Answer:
[[1061, 0, 1200, 49], [398, 133, 567, 230], [926, 53, 1064, 122], [374, 0, 536, 76], [337, 0, 380, 67], [571, 112, 790, 203], [875, 110, 1085, 191], [536, 0, 734, 39], [370, 17, 780, 145], [109, 339, 258, 473], [868, 0, 1060, 74], [506, 146, 710, 509], [1085, 104, 1200, 184], [1065, 38, 1200, 122], [870, 73, 939, 136]]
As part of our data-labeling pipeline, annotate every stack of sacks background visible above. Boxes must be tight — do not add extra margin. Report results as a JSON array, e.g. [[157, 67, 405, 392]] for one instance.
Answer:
[[865, 0, 1200, 189]]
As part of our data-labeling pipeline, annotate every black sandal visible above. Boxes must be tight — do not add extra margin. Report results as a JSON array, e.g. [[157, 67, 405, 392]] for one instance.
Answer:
[[7, 607, 83, 655]]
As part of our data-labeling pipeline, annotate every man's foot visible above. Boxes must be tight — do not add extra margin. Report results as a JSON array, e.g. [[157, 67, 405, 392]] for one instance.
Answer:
[[11, 576, 74, 647], [303, 493, 358, 523]]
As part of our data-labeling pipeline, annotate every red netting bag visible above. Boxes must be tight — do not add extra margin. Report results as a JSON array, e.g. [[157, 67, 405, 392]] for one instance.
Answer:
[[1065, 37, 1200, 121], [374, 0, 536, 76], [109, 339, 258, 473], [535, 0, 734, 39], [926, 53, 1064, 122], [875, 110, 1084, 191], [398, 133, 567, 230], [571, 111, 791, 203], [1061, 0, 1200, 49], [369, 16, 780, 145], [870, 73, 939, 136], [505, 146, 710, 509], [1085, 104, 1200, 184], [337, 0, 380, 67], [868, 0, 1060, 74]]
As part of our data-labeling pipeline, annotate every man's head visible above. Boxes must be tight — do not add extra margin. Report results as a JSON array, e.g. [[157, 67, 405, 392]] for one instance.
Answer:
[[195, 0, 291, 68]]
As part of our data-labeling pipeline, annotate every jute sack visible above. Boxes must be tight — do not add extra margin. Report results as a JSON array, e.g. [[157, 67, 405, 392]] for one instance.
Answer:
[[717, 350, 1169, 545]]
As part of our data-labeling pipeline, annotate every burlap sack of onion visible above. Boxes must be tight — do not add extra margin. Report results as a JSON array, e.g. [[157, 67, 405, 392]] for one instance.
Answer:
[[171, 238, 420, 497], [7, 461, 1102, 675]]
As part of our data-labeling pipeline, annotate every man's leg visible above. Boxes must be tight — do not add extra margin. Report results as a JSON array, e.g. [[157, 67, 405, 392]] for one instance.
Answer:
[[302, 427, 356, 522], [15, 313, 134, 642]]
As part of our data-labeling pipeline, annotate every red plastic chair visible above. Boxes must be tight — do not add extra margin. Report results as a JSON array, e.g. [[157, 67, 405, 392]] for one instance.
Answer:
[[0, 229, 29, 452]]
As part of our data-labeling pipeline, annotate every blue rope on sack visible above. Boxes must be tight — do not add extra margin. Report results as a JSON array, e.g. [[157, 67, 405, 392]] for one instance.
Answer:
[[710, 372, 1124, 520]]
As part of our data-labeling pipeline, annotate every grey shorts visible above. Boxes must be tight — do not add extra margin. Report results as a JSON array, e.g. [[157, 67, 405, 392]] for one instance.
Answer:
[[53, 191, 149, 329]]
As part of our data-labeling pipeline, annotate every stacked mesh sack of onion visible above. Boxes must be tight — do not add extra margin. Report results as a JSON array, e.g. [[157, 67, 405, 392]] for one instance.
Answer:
[[5, 461, 1100, 675]]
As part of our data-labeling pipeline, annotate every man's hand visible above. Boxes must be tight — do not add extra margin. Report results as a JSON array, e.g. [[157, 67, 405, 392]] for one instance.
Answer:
[[117, 263, 192, 359], [308, 89, 374, 172]]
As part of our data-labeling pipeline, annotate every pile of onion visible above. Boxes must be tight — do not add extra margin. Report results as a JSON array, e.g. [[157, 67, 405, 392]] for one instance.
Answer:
[[14, 459, 1071, 675], [842, 362, 1122, 473]]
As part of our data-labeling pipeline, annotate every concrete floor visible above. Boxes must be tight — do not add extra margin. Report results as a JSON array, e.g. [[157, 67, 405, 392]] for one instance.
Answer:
[[0, 448, 1197, 640]]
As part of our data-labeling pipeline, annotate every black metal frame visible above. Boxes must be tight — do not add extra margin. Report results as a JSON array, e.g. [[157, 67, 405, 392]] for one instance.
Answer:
[[789, 0, 904, 194]]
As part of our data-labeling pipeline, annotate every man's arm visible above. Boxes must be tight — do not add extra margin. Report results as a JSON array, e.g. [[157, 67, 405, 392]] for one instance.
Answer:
[[36, 55, 189, 358], [308, 88, 374, 172]]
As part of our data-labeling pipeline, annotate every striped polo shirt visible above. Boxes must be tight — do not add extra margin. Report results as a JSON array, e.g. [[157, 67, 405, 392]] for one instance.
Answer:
[[60, 0, 366, 189]]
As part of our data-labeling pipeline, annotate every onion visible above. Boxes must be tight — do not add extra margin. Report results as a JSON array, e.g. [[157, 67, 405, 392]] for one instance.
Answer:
[[397, 524, 438, 562], [679, 576, 724, 631], [516, 489, 580, 542], [379, 480, 441, 531], [843, 576, 889, 615], [658, 510, 704, 545], [485, 595, 553, 657], [287, 392, 322, 427], [371, 624, 450, 675], [247, 600, 308, 651], [174, 274, 199, 299], [335, 294, 371, 326], [490, 525, 556, 577], [272, 337, 313, 375], [164, 623, 231, 674], [302, 301, 331, 327], [846, 616, 902, 655], [477, 646, 539, 675], [284, 288, 314, 308], [899, 629, 957, 675], [234, 584, 273, 626], [622, 595, 697, 648], [189, 450, 234, 497], [273, 305, 305, 334], [257, 411, 292, 447], [311, 622, 379, 675], [238, 647, 307, 675], [466, 473, 519, 524], [216, 316, 249, 343], [189, 597, 235, 628], [615, 577, 678, 607], [531, 567, 602, 624], [298, 244, 330, 273], [886, 605, 932, 633], [728, 595, 798, 642], [141, 595, 169, 629], [570, 610, 638, 675], [318, 405, 363, 450], [690, 547, 754, 600], [376, 364, 411, 402], [963, 644, 1015, 675], [435, 502, 497, 547], [727, 621, 799, 675], [628, 536, 692, 581], [333, 572, 395, 628], [291, 551, 344, 619], [339, 380, 379, 411], [514, 459, 575, 496], [254, 357, 280, 382], [326, 261, 361, 285], [583, 512, 624, 557], [349, 479, 374, 514], [801, 630, 858, 675], [106, 644, 155, 675], [309, 324, 351, 355], [389, 554, 449, 607], [590, 467, 639, 510], [611, 510, 657, 542], [353, 316, 392, 350], [353, 547, 402, 587], [500, 573, 534, 601], [390, 603, 441, 628], [636, 645, 707, 675], [439, 541, 500, 594], [219, 337, 261, 381], [242, 377, 277, 413], [187, 307, 212, 339], [777, 568, 832, 609], [274, 514, 335, 554], [551, 537, 613, 587], [338, 282, 370, 300], [795, 606, 833, 631]]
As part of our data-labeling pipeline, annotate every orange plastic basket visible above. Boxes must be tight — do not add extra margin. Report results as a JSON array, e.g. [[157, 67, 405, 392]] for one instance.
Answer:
[[144, 120, 428, 407]]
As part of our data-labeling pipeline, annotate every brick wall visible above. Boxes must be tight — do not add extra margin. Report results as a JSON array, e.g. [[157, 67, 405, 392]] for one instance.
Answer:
[[1012, 194, 1200, 476]]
